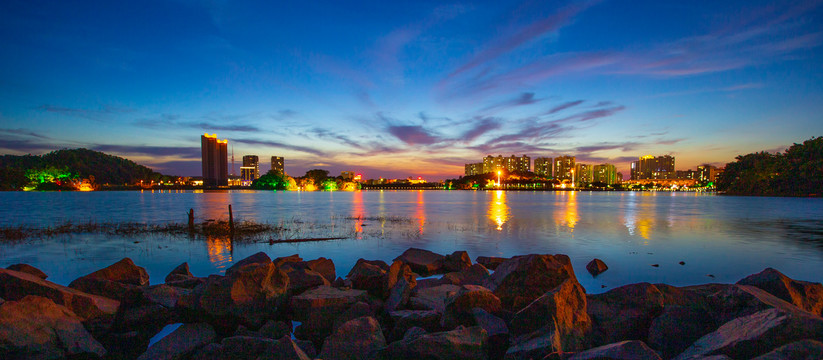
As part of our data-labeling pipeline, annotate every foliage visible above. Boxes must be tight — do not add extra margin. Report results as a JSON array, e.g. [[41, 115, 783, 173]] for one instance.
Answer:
[[251, 170, 291, 190], [717, 137, 823, 196]]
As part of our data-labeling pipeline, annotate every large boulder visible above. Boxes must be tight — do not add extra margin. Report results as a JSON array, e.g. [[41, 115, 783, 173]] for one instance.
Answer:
[[137, 322, 216, 360], [226, 252, 272, 275], [568, 340, 662, 360], [472, 308, 509, 360], [409, 284, 462, 313], [5, 264, 47, 280], [737, 268, 823, 316], [476, 256, 508, 270], [197, 261, 290, 330], [441, 285, 502, 329], [0, 295, 106, 359], [387, 310, 443, 341], [385, 261, 417, 311], [394, 248, 446, 276], [510, 278, 591, 352], [707, 284, 814, 325], [305, 257, 336, 283], [319, 316, 386, 360], [165, 262, 193, 283], [378, 325, 489, 360], [0, 268, 119, 324], [647, 305, 718, 359], [586, 282, 665, 346], [751, 339, 823, 360], [443, 251, 473, 272], [347, 259, 389, 295], [234, 319, 292, 340], [290, 286, 368, 346], [284, 267, 331, 295], [68, 258, 150, 301], [437, 264, 491, 287], [673, 307, 823, 360], [486, 254, 577, 311]]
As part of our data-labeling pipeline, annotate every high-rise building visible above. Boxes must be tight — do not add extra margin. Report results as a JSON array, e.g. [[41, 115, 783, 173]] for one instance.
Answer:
[[575, 163, 592, 184], [482, 154, 530, 174], [697, 164, 721, 183], [553, 156, 575, 181], [241, 155, 259, 182], [201, 134, 228, 187], [464, 163, 483, 176], [271, 156, 284, 175], [534, 157, 553, 178], [340, 171, 355, 181], [593, 163, 618, 185], [631, 155, 675, 180]]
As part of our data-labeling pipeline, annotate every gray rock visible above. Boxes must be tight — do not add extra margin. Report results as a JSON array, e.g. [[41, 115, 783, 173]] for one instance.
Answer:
[[568, 340, 662, 360], [320, 316, 386, 360], [226, 252, 271, 276], [5, 263, 47, 279], [486, 254, 577, 311], [751, 339, 823, 360], [379, 325, 488, 360], [137, 322, 216, 360], [585, 259, 608, 276], [443, 251, 473, 272], [737, 267, 823, 316], [394, 248, 446, 276], [165, 262, 193, 283], [476, 256, 508, 270]]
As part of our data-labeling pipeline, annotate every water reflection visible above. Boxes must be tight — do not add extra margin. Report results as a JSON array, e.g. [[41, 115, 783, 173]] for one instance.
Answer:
[[206, 236, 233, 270], [415, 191, 426, 234], [352, 191, 364, 236], [552, 191, 578, 232], [488, 190, 509, 231]]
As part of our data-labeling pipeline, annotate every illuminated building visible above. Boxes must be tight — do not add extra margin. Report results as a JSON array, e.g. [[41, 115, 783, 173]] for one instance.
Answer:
[[574, 163, 592, 185], [631, 155, 675, 180], [482, 154, 530, 174], [271, 156, 284, 175], [464, 162, 483, 176], [592, 163, 618, 184], [534, 157, 553, 178], [241, 155, 259, 181], [340, 171, 355, 181], [553, 156, 575, 181], [697, 164, 722, 183], [201, 134, 228, 187]]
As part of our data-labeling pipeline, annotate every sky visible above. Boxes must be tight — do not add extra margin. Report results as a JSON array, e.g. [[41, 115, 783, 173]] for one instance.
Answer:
[[1, 0, 822, 180]]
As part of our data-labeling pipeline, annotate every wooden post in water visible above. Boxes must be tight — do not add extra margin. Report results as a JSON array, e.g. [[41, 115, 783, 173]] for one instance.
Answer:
[[228, 204, 234, 238], [187, 209, 195, 233]]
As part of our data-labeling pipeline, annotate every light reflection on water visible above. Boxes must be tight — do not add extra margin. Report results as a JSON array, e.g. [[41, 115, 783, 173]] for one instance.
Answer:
[[1, 190, 822, 293]]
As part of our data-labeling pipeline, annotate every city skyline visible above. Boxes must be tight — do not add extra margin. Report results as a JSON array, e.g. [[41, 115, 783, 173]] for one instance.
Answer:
[[1, 1, 822, 179]]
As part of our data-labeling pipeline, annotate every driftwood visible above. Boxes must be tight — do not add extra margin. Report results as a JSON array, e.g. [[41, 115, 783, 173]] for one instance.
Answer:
[[264, 237, 347, 244]]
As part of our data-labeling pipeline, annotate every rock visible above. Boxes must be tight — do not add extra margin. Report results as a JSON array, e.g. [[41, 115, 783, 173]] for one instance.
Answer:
[[387, 310, 442, 341], [307, 257, 336, 283], [0, 295, 107, 359], [438, 264, 491, 287], [68, 258, 150, 301], [586, 282, 665, 346], [284, 267, 331, 295], [472, 308, 509, 360], [737, 268, 823, 316], [165, 262, 193, 283], [294, 338, 317, 359], [486, 254, 577, 311], [137, 322, 216, 360], [385, 261, 417, 311], [647, 305, 718, 359], [510, 278, 591, 352], [394, 248, 446, 276], [707, 284, 813, 325], [226, 252, 271, 275], [193, 335, 278, 359], [5, 264, 47, 279], [402, 326, 428, 341], [143, 284, 185, 308], [320, 316, 386, 360], [503, 331, 556, 360], [751, 339, 823, 360], [586, 259, 608, 276], [198, 261, 290, 330], [568, 340, 662, 360], [476, 256, 508, 270], [271, 336, 313, 360], [443, 251, 472, 272], [442, 285, 502, 329], [273, 254, 303, 268], [347, 259, 388, 295], [290, 286, 368, 346], [234, 320, 292, 340], [673, 307, 823, 360], [0, 268, 119, 323], [379, 325, 488, 360], [409, 284, 462, 313]]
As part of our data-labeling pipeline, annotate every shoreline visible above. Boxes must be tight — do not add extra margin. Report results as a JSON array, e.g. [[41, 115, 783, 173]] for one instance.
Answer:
[[1, 248, 821, 359]]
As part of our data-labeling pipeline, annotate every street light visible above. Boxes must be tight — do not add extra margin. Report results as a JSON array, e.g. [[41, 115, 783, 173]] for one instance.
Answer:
[[571, 169, 575, 189], [497, 170, 501, 188]]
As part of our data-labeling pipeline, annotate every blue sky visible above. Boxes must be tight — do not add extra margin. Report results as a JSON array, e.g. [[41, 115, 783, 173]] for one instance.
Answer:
[[1, 0, 822, 179]]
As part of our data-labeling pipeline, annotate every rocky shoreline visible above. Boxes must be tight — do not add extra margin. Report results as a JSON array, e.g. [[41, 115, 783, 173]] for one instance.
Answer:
[[1, 248, 822, 360]]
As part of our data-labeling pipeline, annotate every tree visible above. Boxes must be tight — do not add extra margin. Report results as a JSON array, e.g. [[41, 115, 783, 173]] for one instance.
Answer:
[[251, 170, 289, 190], [717, 137, 822, 196]]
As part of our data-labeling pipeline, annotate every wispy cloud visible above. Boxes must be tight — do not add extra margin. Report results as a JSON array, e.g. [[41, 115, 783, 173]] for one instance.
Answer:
[[461, 117, 502, 142], [387, 125, 442, 145], [0, 128, 51, 139], [545, 100, 584, 115], [134, 113, 262, 132], [91, 145, 202, 159], [233, 138, 326, 156], [36, 104, 135, 121]]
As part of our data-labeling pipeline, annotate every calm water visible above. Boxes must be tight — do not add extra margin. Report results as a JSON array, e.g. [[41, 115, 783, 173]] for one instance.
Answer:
[[1, 190, 821, 294]]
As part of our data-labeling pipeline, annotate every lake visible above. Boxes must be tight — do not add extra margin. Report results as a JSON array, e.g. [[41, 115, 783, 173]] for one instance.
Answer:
[[1, 190, 821, 294]]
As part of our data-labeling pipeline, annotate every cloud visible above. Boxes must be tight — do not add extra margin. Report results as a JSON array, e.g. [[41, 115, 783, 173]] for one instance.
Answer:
[[387, 125, 442, 145], [461, 117, 502, 142], [91, 145, 202, 159], [0, 136, 56, 154], [182, 122, 260, 132], [36, 104, 134, 120], [545, 100, 584, 115], [0, 128, 50, 139], [574, 142, 641, 153], [134, 113, 261, 132], [232, 138, 326, 156], [481, 92, 545, 112], [308, 128, 365, 150], [552, 105, 625, 123]]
